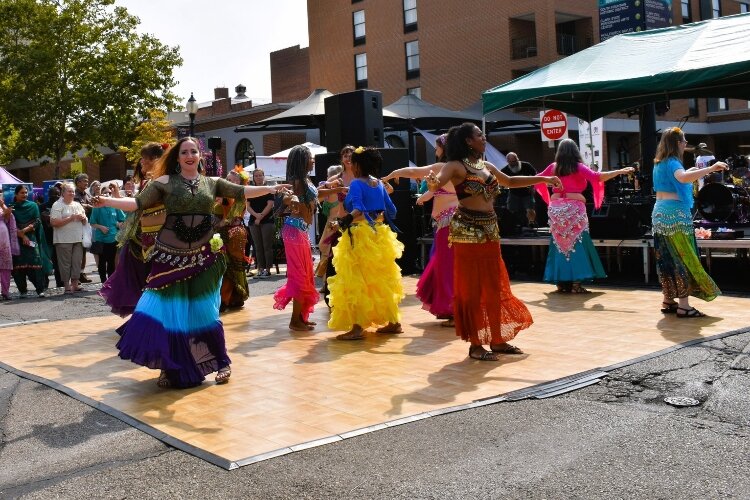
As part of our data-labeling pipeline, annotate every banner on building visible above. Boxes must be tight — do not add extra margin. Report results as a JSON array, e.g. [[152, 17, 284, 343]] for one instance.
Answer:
[[599, 0, 673, 41]]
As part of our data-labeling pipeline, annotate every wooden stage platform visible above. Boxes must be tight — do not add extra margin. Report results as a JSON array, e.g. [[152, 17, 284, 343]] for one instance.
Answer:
[[1, 278, 748, 469]]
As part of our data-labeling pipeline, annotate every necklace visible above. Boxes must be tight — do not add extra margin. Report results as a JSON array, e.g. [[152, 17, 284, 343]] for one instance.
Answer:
[[181, 175, 200, 195], [462, 158, 486, 171]]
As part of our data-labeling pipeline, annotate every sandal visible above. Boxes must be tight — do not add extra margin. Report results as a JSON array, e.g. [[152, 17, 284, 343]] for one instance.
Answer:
[[570, 283, 591, 294], [490, 343, 524, 354], [215, 367, 231, 384], [376, 322, 403, 334], [157, 371, 171, 388], [440, 319, 455, 328], [469, 347, 501, 362], [676, 307, 706, 319], [555, 284, 571, 293], [660, 301, 679, 314]]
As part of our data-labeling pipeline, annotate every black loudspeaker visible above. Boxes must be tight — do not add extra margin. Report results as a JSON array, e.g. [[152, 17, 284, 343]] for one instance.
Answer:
[[207, 136, 222, 150], [588, 203, 646, 239], [313, 152, 341, 182], [390, 190, 419, 276], [378, 148, 410, 190], [324, 90, 384, 152]]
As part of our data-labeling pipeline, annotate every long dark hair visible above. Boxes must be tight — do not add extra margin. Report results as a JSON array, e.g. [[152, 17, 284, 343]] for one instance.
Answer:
[[152, 137, 202, 177], [554, 139, 584, 177], [285, 145, 312, 195], [351, 147, 382, 177], [445, 122, 478, 162], [435, 134, 448, 162]]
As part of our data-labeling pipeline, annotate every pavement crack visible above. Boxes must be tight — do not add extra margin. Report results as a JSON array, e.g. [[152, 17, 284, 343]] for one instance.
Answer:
[[1, 448, 175, 498]]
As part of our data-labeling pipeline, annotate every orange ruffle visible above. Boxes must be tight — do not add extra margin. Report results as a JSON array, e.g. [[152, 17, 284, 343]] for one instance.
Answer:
[[452, 241, 533, 345]]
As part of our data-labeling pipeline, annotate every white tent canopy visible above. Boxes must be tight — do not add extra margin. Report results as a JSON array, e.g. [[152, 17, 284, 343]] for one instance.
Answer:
[[246, 142, 327, 178]]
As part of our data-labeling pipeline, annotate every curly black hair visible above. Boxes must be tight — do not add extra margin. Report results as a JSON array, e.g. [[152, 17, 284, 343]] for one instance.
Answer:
[[350, 147, 382, 177], [445, 122, 480, 162]]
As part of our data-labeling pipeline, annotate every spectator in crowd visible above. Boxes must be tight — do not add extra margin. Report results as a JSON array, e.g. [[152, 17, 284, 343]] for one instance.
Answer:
[[73, 173, 93, 283], [89, 184, 125, 284], [51, 182, 87, 294], [11, 185, 52, 298], [0, 197, 19, 300]]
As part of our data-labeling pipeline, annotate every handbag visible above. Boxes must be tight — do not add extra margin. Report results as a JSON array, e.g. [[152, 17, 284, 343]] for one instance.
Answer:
[[89, 240, 104, 255], [82, 222, 92, 248]]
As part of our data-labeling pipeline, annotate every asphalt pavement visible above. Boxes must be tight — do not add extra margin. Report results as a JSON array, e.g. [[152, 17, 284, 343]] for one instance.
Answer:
[[0, 262, 748, 499]]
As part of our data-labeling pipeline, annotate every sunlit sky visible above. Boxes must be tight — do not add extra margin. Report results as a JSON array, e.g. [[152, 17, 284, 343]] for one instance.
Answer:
[[117, 0, 309, 107]]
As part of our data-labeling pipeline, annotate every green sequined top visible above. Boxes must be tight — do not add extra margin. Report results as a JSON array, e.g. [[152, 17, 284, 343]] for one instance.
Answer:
[[136, 175, 245, 214]]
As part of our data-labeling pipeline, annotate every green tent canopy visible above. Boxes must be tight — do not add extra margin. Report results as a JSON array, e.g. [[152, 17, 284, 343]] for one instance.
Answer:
[[482, 13, 750, 122]]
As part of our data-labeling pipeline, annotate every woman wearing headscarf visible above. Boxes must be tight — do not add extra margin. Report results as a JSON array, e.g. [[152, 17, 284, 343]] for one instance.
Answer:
[[12, 185, 53, 298]]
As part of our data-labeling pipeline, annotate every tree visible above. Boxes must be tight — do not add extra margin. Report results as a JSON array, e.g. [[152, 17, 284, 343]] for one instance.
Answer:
[[118, 109, 175, 165], [0, 0, 183, 177]]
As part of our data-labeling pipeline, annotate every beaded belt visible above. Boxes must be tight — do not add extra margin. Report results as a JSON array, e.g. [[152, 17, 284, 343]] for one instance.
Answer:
[[448, 207, 500, 245], [284, 216, 309, 232]]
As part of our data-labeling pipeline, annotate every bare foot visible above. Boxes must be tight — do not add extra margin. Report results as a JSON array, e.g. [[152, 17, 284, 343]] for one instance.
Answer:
[[376, 322, 402, 334], [336, 326, 364, 340], [304, 320, 317, 326]]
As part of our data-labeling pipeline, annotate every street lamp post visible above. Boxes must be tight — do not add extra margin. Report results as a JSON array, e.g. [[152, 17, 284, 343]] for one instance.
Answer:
[[186, 93, 198, 137]]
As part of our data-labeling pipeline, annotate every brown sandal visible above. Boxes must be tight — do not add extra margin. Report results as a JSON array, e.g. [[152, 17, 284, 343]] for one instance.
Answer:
[[676, 307, 706, 318], [469, 347, 501, 361], [490, 343, 524, 354], [215, 367, 231, 384], [661, 301, 678, 314], [157, 371, 171, 388]]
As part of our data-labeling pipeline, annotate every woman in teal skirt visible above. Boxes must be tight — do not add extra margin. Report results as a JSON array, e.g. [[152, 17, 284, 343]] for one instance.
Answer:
[[652, 127, 726, 317]]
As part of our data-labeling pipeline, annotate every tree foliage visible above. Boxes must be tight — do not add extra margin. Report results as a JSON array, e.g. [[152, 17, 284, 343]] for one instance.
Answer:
[[118, 109, 175, 164], [0, 0, 182, 175]]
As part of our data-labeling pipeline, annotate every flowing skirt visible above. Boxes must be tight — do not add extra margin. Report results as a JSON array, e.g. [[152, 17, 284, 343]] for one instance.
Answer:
[[453, 241, 533, 345], [544, 198, 605, 284], [100, 224, 159, 317], [416, 224, 454, 318], [273, 224, 319, 321], [652, 199, 720, 301], [220, 223, 249, 309], [328, 222, 404, 330], [116, 244, 230, 388]]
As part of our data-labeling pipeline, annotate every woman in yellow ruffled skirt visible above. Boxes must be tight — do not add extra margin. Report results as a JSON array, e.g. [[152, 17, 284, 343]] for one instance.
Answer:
[[327, 147, 404, 340]]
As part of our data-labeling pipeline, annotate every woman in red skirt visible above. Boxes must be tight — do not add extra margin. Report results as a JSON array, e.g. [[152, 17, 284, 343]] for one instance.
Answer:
[[426, 123, 560, 361]]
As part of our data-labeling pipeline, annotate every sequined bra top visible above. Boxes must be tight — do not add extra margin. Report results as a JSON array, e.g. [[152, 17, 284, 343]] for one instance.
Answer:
[[454, 163, 500, 201]]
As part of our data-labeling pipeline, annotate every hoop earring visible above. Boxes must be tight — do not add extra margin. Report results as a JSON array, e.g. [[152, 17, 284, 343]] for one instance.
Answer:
[[198, 159, 204, 173]]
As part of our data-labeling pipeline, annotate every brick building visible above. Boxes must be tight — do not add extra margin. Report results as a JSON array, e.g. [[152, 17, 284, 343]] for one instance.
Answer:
[[300, 0, 750, 169]]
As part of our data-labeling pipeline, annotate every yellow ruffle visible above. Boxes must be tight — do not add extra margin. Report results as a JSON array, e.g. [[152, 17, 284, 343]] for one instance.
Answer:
[[327, 223, 405, 330]]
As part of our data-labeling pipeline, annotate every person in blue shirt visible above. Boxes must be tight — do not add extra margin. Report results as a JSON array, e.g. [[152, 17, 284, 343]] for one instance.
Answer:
[[651, 127, 727, 318], [89, 184, 126, 283], [327, 147, 404, 340]]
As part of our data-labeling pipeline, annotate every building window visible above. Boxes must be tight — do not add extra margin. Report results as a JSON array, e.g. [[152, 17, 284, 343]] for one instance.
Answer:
[[355, 53, 367, 89], [403, 0, 417, 32], [712, 0, 721, 17], [407, 87, 421, 99], [741, 2, 749, 13], [688, 98, 699, 117], [353, 10, 365, 46], [707, 97, 728, 112], [405, 40, 420, 79], [235, 139, 256, 168], [681, 0, 692, 22]]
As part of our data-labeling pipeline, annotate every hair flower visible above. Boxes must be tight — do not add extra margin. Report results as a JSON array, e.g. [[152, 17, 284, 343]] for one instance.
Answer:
[[694, 227, 712, 240], [671, 127, 683, 135], [209, 233, 224, 252], [354, 146, 365, 154]]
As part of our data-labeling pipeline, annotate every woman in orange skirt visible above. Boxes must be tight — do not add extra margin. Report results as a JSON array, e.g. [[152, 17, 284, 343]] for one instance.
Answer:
[[426, 123, 560, 361]]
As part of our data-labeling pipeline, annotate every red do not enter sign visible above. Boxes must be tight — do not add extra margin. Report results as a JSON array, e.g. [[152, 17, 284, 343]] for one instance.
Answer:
[[540, 109, 568, 141]]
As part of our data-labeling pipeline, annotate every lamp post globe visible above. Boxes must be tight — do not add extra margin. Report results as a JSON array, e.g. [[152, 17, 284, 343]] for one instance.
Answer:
[[186, 93, 199, 137]]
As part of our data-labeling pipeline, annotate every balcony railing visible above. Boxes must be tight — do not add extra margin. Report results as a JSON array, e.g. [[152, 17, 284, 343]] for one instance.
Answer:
[[512, 37, 537, 60], [557, 33, 591, 56]]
